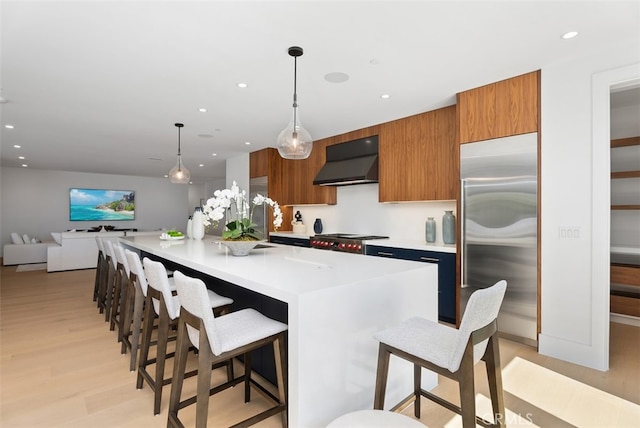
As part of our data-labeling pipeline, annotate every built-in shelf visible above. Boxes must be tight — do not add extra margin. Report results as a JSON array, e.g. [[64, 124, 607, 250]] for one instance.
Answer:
[[611, 170, 640, 179], [612, 205, 640, 210]]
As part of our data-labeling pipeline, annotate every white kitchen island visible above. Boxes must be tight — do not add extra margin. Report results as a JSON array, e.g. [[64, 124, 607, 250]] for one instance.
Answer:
[[121, 235, 438, 428]]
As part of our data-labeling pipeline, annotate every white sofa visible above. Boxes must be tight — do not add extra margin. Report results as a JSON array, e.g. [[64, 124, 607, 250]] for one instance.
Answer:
[[3, 242, 57, 266], [47, 231, 125, 272]]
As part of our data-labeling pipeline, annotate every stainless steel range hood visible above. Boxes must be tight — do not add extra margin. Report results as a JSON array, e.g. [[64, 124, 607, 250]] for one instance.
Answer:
[[313, 135, 379, 186]]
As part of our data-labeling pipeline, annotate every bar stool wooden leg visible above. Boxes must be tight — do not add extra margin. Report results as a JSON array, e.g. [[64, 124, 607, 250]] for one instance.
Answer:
[[484, 335, 506, 426], [273, 336, 288, 428], [373, 343, 391, 410]]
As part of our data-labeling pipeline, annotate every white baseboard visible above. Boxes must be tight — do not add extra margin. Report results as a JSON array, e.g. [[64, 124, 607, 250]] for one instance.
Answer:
[[610, 312, 640, 327]]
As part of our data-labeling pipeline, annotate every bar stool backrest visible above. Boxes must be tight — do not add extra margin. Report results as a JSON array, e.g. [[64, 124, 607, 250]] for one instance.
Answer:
[[449, 280, 507, 372], [113, 243, 130, 277], [95, 236, 105, 254], [125, 249, 148, 296], [173, 271, 222, 355], [104, 239, 117, 267], [143, 257, 179, 320]]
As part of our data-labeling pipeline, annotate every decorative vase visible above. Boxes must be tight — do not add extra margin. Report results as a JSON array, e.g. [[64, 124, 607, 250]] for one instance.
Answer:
[[186, 216, 193, 239], [192, 207, 205, 240], [313, 218, 323, 234], [425, 217, 436, 243], [222, 240, 259, 256], [442, 210, 456, 244]]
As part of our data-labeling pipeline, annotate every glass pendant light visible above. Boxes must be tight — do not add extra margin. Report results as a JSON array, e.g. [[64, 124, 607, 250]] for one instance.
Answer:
[[277, 46, 313, 159], [168, 123, 191, 184]]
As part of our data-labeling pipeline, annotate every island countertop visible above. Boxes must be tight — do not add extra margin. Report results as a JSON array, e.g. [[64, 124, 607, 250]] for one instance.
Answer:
[[121, 235, 439, 428]]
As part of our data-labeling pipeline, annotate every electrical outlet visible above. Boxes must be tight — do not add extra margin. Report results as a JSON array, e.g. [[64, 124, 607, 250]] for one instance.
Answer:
[[559, 226, 581, 239]]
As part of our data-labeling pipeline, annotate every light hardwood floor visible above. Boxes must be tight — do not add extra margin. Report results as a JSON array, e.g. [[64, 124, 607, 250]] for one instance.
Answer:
[[1, 265, 639, 427]]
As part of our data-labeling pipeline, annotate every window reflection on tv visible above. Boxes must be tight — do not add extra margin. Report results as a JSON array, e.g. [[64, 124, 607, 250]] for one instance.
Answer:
[[69, 188, 135, 221]]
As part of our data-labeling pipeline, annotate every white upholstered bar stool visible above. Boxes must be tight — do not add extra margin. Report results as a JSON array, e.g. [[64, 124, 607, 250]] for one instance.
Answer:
[[93, 236, 105, 304], [168, 271, 288, 428], [326, 410, 425, 427], [138, 258, 234, 415], [122, 249, 178, 371], [110, 242, 131, 342], [102, 239, 119, 322], [373, 280, 507, 428]]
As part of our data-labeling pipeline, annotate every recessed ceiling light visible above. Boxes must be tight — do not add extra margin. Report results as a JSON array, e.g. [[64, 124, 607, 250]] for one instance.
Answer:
[[245, 141, 251, 145], [212, 153, 217, 156], [199, 164, 204, 167], [21, 164, 27, 167], [164, 174, 169, 178], [324, 72, 349, 83], [237, 83, 248, 88], [380, 94, 390, 99], [18, 156, 24, 160], [198, 108, 207, 113], [562, 31, 578, 39], [5, 124, 14, 129], [13, 144, 21, 148]]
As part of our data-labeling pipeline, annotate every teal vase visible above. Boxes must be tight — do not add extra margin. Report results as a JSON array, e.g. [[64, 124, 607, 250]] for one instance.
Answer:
[[442, 211, 455, 244], [425, 217, 436, 243]]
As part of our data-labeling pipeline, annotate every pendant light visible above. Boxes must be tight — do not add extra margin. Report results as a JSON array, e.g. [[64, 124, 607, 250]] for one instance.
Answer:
[[277, 46, 313, 159], [168, 123, 191, 184]]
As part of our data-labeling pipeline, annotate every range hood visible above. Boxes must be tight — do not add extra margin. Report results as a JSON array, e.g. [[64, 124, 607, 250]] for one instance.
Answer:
[[313, 135, 379, 186]]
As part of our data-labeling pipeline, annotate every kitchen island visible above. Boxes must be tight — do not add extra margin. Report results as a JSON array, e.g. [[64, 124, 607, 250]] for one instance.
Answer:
[[120, 235, 438, 427]]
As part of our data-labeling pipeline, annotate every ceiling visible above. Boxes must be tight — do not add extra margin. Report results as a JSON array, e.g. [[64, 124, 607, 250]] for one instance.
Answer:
[[1, 1, 639, 183]]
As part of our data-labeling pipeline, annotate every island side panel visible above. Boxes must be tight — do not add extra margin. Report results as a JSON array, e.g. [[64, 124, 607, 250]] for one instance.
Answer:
[[291, 264, 438, 428]]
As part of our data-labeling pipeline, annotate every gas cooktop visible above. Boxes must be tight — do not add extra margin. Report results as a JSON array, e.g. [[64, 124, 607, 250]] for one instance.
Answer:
[[310, 233, 389, 254]]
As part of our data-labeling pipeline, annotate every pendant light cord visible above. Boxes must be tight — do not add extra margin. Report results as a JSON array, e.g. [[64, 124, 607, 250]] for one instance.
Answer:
[[292, 55, 298, 135]]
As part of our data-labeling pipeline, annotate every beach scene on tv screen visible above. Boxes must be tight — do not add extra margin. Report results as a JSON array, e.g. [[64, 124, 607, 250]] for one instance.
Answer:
[[70, 188, 135, 221]]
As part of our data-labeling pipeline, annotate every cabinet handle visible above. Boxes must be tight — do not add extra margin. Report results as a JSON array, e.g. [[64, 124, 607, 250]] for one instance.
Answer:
[[378, 251, 395, 257], [420, 257, 439, 263]]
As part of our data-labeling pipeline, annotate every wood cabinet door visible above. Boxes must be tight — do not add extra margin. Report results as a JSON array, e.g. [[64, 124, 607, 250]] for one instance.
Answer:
[[379, 105, 457, 202], [458, 70, 540, 144]]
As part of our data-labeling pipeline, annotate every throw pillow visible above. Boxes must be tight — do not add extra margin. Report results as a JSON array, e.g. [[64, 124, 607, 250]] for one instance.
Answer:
[[11, 232, 24, 245], [23, 234, 31, 244]]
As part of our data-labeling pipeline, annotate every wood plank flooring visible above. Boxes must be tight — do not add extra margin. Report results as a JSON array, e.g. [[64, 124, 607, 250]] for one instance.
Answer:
[[1, 265, 639, 427]]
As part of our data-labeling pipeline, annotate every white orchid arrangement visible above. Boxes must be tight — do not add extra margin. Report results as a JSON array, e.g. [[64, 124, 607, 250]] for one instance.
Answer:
[[202, 181, 283, 241]]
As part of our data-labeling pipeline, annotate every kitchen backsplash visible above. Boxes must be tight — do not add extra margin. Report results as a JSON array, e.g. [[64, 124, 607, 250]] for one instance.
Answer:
[[293, 183, 456, 243]]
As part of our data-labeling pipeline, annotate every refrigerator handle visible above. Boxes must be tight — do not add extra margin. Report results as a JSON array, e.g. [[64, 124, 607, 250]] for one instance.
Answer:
[[460, 178, 466, 288]]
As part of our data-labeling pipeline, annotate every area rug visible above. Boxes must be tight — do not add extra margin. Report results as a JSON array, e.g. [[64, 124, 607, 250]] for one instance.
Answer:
[[16, 263, 47, 272]]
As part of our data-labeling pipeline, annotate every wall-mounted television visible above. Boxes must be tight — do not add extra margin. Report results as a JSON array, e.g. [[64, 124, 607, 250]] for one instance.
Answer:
[[69, 188, 135, 221]]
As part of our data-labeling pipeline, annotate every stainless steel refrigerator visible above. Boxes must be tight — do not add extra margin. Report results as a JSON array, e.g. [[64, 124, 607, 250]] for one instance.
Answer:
[[460, 132, 538, 346]]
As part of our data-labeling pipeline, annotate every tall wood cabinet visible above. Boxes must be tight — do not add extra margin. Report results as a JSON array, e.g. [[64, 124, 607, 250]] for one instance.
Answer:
[[457, 70, 540, 144], [249, 148, 293, 232], [378, 105, 458, 202]]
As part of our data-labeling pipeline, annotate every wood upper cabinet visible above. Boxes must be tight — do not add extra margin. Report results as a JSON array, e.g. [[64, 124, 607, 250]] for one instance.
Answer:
[[457, 70, 540, 143], [379, 105, 458, 202], [249, 148, 293, 231]]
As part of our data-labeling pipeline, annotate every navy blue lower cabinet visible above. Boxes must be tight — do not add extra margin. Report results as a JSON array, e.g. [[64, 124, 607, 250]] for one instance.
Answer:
[[269, 235, 311, 247], [365, 245, 456, 324]]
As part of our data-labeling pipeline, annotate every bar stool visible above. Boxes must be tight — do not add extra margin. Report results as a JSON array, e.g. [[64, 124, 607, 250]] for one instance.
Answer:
[[372, 280, 507, 428], [93, 236, 105, 303], [138, 258, 234, 415], [109, 242, 130, 342], [95, 236, 111, 314], [168, 270, 288, 428], [102, 239, 119, 322]]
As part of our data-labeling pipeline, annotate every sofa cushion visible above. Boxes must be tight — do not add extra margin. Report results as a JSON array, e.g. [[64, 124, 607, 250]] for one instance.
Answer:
[[11, 233, 24, 245], [22, 234, 31, 244]]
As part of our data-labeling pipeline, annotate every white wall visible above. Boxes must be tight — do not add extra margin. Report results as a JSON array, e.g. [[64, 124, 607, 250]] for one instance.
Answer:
[[0, 167, 189, 255], [539, 36, 640, 370], [293, 184, 456, 243]]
